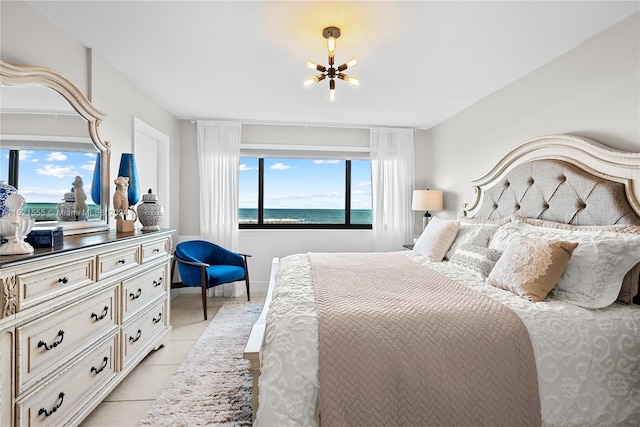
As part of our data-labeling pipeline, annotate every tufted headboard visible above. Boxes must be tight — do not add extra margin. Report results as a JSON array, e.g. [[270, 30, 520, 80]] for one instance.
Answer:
[[463, 134, 640, 225], [462, 134, 640, 304]]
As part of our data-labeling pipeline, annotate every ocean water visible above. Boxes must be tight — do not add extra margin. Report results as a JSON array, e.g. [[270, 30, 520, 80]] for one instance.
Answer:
[[239, 208, 372, 225]]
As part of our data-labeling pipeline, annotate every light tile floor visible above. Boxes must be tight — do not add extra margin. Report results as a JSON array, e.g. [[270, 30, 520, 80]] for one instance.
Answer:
[[80, 291, 266, 427]]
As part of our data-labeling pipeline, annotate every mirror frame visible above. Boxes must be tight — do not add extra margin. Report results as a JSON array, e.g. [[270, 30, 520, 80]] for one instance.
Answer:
[[0, 60, 111, 233]]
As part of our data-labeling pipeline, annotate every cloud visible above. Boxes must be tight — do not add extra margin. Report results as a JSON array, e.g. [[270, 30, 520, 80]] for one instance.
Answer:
[[46, 152, 68, 161], [36, 164, 78, 178], [81, 162, 97, 172], [313, 159, 341, 165], [356, 180, 371, 187], [19, 150, 34, 161], [270, 162, 291, 171], [239, 163, 257, 172]]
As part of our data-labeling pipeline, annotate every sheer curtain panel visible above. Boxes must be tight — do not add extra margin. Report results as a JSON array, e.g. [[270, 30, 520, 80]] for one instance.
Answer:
[[196, 120, 244, 297], [370, 128, 415, 251]]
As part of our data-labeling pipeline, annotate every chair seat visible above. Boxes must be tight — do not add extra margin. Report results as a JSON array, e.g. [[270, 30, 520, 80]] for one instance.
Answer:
[[206, 265, 246, 287]]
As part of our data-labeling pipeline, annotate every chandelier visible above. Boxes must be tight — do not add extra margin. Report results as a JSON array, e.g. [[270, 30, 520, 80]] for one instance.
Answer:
[[303, 26, 359, 102]]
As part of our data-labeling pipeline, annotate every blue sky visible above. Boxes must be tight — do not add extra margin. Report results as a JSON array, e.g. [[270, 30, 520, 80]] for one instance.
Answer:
[[0, 149, 98, 203], [1, 151, 372, 210], [239, 157, 372, 210]]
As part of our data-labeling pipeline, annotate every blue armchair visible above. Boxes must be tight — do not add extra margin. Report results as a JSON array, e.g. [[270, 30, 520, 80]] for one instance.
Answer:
[[171, 240, 251, 320]]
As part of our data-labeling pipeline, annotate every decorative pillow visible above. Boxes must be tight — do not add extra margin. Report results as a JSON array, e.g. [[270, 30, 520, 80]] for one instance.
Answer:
[[510, 215, 640, 304], [458, 216, 512, 226], [619, 264, 640, 304], [488, 222, 525, 251], [487, 236, 578, 302], [513, 215, 640, 234], [444, 223, 498, 260], [449, 244, 502, 279], [489, 221, 640, 308], [413, 217, 459, 262]]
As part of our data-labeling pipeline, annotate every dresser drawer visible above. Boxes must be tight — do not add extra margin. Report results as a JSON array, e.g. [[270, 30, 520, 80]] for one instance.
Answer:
[[141, 239, 169, 264], [122, 299, 166, 368], [122, 266, 166, 322], [16, 287, 118, 395], [96, 245, 140, 280], [16, 257, 95, 312], [16, 332, 117, 427]]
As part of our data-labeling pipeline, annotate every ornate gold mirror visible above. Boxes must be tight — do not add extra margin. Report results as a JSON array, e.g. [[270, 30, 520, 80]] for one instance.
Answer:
[[0, 60, 110, 234]]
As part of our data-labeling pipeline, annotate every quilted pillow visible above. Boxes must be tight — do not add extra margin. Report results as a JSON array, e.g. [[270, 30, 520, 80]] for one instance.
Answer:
[[487, 236, 578, 302], [444, 223, 498, 260], [413, 217, 459, 262], [449, 243, 502, 279], [489, 221, 640, 308]]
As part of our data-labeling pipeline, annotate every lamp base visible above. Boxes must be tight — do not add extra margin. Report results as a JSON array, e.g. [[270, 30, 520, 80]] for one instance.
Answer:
[[423, 212, 432, 230]]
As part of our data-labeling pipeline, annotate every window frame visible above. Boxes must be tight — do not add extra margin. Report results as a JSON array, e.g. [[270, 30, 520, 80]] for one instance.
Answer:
[[239, 157, 372, 230]]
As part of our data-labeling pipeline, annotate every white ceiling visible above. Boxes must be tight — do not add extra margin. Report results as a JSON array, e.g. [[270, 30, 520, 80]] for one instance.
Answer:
[[27, 1, 639, 129]]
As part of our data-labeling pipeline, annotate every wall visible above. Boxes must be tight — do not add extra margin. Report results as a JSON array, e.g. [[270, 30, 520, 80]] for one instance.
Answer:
[[424, 12, 640, 220], [1, 0, 181, 232]]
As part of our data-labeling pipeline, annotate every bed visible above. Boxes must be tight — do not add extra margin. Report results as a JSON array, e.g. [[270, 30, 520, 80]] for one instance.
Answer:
[[244, 134, 640, 426]]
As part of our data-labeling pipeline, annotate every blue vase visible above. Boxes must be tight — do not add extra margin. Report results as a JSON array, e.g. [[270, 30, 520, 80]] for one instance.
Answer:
[[0, 181, 17, 217], [91, 152, 101, 205], [117, 153, 140, 206]]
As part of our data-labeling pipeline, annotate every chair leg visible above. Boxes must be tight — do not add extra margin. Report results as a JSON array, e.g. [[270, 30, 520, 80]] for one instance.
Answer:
[[244, 263, 251, 302], [245, 277, 251, 302], [201, 268, 208, 321]]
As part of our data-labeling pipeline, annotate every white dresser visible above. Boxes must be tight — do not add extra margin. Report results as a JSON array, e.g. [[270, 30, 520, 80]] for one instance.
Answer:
[[0, 229, 173, 426]]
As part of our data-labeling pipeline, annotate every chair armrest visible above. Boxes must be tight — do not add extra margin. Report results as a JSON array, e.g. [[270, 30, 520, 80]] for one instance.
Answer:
[[174, 254, 211, 269], [237, 253, 252, 258]]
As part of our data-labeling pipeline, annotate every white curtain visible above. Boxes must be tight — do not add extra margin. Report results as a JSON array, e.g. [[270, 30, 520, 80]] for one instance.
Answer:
[[196, 120, 245, 297], [370, 128, 415, 252]]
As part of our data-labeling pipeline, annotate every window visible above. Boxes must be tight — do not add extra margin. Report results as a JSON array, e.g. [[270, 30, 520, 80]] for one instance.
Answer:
[[239, 157, 372, 229]]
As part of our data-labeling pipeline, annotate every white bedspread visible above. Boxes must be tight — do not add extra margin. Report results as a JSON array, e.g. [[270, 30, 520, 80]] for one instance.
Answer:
[[255, 252, 640, 426]]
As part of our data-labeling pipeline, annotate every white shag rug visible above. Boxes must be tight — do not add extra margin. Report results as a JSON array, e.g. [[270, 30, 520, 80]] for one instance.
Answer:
[[139, 302, 263, 427]]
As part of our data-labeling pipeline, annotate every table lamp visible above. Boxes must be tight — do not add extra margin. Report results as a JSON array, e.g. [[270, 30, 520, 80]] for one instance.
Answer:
[[412, 189, 444, 229]]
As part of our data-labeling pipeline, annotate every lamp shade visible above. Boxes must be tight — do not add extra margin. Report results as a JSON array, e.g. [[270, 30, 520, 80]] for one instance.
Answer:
[[117, 153, 140, 206], [412, 190, 443, 211]]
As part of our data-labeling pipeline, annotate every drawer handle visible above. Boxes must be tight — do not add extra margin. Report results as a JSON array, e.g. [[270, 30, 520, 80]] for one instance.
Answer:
[[38, 330, 64, 351], [38, 391, 64, 417], [118, 259, 126, 264], [153, 277, 163, 287], [91, 356, 109, 375], [129, 329, 142, 343], [58, 277, 69, 284], [153, 313, 162, 324], [91, 306, 109, 321], [129, 288, 142, 300], [153, 248, 160, 253]]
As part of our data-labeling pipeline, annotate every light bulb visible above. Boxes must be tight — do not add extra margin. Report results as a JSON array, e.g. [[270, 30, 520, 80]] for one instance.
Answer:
[[337, 57, 359, 72], [346, 76, 360, 88], [303, 76, 319, 88], [305, 60, 319, 70], [326, 36, 336, 55], [329, 89, 336, 102]]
